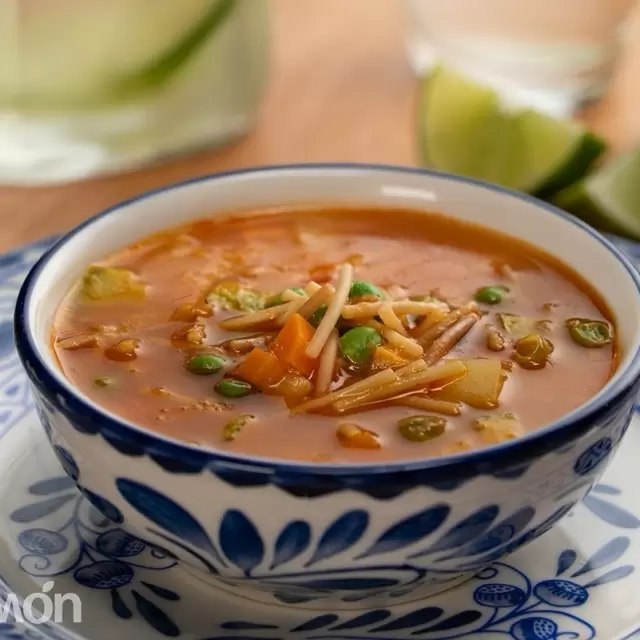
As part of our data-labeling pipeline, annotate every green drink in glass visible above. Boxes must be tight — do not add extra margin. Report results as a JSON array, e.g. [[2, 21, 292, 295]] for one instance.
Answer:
[[0, 0, 269, 184]]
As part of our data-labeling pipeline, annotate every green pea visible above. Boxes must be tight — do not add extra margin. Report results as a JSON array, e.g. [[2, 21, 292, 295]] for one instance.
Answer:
[[309, 304, 328, 328], [398, 415, 447, 442], [94, 376, 114, 388], [475, 285, 510, 305], [215, 378, 253, 398], [186, 354, 226, 376], [222, 414, 255, 442], [339, 326, 383, 366], [349, 281, 384, 300], [266, 287, 305, 308], [513, 333, 554, 370], [566, 318, 613, 348]]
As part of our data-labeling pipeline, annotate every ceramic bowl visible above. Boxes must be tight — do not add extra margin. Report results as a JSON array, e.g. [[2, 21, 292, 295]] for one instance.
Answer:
[[13, 165, 640, 609]]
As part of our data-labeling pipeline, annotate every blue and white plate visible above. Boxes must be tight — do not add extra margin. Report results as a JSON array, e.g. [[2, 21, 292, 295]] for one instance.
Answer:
[[1, 239, 640, 640]]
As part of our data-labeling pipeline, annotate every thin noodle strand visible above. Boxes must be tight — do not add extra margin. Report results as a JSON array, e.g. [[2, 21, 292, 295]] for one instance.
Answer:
[[315, 329, 339, 396], [305, 263, 353, 358]]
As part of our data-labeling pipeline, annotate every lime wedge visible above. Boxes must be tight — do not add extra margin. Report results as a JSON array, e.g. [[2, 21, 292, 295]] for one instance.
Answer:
[[555, 149, 640, 241], [418, 67, 606, 196]]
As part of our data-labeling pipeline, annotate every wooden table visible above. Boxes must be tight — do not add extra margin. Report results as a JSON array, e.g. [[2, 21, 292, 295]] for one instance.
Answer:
[[1, 0, 639, 253]]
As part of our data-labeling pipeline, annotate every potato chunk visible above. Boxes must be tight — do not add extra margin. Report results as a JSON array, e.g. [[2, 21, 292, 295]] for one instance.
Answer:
[[81, 266, 145, 301], [473, 413, 525, 444], [498, 313, 552, 338], [431, 357, 506, 410]]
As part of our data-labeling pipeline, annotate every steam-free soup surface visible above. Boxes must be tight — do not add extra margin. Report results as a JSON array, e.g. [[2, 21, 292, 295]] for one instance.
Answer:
[[52, 208, 616, 462]]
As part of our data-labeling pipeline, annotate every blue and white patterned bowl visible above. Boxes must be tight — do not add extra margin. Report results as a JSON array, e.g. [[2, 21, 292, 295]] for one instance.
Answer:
[[12, 164, 640, 609]]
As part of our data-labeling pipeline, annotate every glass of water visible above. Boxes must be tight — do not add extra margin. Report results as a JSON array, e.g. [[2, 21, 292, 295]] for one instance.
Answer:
[[0, 0, 269, 185], [405, 0, 635, 117]]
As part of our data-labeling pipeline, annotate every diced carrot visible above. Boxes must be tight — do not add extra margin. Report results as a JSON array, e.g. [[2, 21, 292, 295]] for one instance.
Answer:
[[370, 346, 410, 372], [270, 313, 318, 376], [232, 348, 286, 391]]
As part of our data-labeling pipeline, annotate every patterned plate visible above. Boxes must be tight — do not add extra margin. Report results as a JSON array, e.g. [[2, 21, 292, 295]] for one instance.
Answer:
[[1, 239, 640, 640]]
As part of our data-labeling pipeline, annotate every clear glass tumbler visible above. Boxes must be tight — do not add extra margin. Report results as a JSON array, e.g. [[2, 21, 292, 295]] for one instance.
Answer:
[[405, 0, 635, 117], [0, 0, 269, 185]]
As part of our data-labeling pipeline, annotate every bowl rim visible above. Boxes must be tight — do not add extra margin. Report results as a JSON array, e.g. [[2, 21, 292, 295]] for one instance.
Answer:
[[13, 163, 640, 477]]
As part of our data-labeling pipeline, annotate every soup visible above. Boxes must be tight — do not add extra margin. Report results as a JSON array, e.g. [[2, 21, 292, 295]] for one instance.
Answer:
[[52, 208, 616, 463]]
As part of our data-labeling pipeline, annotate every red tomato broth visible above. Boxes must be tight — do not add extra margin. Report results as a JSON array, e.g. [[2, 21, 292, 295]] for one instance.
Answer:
[[51, 207, 617, 463]]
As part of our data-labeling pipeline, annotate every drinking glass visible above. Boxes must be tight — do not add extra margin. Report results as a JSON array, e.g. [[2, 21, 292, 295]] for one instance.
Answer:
[[0, 0, 269, 185], [405, 0, 635, 116]]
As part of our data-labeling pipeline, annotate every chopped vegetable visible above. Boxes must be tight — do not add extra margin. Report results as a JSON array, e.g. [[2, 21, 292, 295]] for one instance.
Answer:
[[473, 413, 525, 444], [104, 339, 141, 362], [339, 326, 383, 367], [475, 285, 509, 305], [371, 346, 410, 371], [221, 334, 272, 355], [81, 266, 146, 301], [232, 348, 287, 391], [392, 395, 461, 416], [417, 302, 478, 345], [186, 354, 226, 376], [214, 378, 253, 398], [431, 357, 506, 409], [398, 415, 447, 442], [219, 304, 292, 331], [270, 313, 318, 376], [349, 281, 384, 300], [276, 374, 314, 405], [332, 359, 464, 413], [423, 314, 479, 365], [336, 424, 381, 449], [309, 263, 336, 283], [309, 304, 328, 328], [57, 334, 99, 351], [171, 323, 207, 347], [566, 318, 613, 348], [170, 300, 213, 322], [513, 333, 554, 370], [93, 376, 115, 387], [485, 325, 506, 351], [498, 313, 552, 338], [266, 287, 305, 308], [222, 414, 256, 442], [206, 280, 265, 311], [294, 367, 398, 414]]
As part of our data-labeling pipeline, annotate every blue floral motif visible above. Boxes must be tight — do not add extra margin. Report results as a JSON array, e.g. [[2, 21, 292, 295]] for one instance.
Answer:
[[108, 472, 640, 605], [205, 537, 634, 639], [9, 476, 180, 637], [533, 579, 589, 607], [0, 241, 52, 446], [510, 617, 558, 640], [583, 484, 640, 529], [51, 447, 78, 483], [573, 438, 613, 476], [473, 583, 527, 608]]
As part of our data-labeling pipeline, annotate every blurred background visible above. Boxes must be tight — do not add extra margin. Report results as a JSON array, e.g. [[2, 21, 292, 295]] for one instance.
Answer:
[[1, 0, 639, 250]]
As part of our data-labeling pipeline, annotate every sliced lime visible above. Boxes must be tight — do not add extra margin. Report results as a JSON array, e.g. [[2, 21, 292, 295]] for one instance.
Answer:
[[418, 67, 606, 196], [555, 149, 640, 241]]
